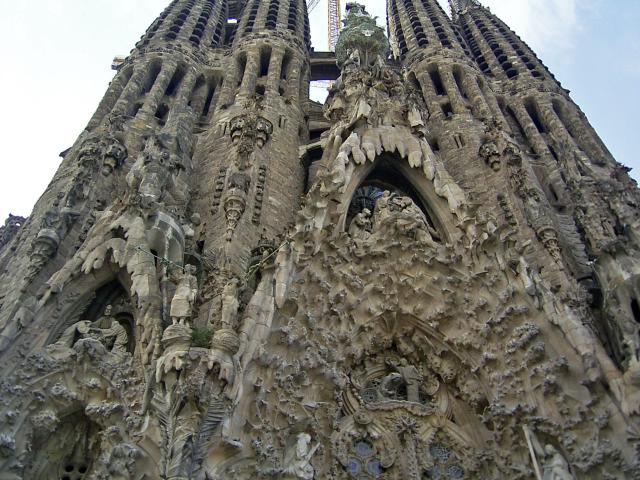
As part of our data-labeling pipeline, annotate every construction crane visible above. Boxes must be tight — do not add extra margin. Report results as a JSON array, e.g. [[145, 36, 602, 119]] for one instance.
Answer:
[[307, 0, 342, 51]]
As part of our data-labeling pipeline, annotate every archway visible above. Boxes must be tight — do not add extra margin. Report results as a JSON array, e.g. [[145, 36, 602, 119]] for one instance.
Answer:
[[339, 153, 457, 243]]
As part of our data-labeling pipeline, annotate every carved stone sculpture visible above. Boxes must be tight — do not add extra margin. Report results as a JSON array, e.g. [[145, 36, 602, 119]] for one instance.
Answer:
[[349, 208, 372, 241], [282, 433, 319, 480], [52, 305, 128, 356], [170, 264, 198, 325], [220, 277, 240, 330], [385, 358, 424, 403], [542, 445, 575, 480]]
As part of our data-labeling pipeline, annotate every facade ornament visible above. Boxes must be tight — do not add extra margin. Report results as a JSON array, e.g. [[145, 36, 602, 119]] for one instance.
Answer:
[[229, 102, 273, 170], [479, 137, 501, 171], [156, 323, 192, 382], [370, 192, 440, 248], [28, 191, 81, 278], [385, 358, 423, 403], [78, 114, 128, 177], [252, 165, 268, 224], [223, 172, 250, 241], [27, 228, 60, 280], [1, 1, 640, 478]]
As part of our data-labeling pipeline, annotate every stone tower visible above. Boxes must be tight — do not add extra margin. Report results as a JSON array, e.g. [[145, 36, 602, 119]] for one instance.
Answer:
[[0, 0, 639, 478]]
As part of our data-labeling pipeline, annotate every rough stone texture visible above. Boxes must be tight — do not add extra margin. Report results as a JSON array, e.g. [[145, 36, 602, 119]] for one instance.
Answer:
[[0, 0, 639, 479]]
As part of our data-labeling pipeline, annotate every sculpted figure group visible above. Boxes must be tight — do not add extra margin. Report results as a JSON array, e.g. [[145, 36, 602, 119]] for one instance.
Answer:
[[54, 304, 128, 356], [349, 190, 440, 248]]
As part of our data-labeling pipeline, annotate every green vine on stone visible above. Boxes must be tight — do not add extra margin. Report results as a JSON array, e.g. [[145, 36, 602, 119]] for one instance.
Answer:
[[191, 328, 214, 348]]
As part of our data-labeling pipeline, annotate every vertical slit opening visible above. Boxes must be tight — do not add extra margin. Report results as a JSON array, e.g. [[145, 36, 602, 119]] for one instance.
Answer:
[[428, 67, 446, 96], [632, 299, 640, 324], [525, 98, 546, 134]]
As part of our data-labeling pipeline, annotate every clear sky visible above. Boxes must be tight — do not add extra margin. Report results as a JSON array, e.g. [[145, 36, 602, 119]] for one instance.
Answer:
[[0, 0, 638, 221]]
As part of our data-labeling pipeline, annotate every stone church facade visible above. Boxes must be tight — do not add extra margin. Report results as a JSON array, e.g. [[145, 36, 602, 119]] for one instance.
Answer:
[[0, 0, 639, 478]]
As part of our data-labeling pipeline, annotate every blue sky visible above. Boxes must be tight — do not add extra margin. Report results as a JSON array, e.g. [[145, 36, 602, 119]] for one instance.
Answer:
[[0, 0, 638, 220]]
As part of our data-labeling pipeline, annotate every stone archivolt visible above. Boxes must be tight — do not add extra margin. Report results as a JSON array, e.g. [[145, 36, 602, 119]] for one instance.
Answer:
[[0, 1, 640, 479]]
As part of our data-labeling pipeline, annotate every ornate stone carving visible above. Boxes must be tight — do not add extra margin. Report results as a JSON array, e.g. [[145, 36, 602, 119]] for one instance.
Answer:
[[212, 167, 228, 212], [51, 305, 128, 357], [79, 114, 128, 177], [280, 433, 319, 480], [252, 165, 267, 224], [229, 102, 273, 170], [223, 172, 250, 241], [1, 1, 640, 479]]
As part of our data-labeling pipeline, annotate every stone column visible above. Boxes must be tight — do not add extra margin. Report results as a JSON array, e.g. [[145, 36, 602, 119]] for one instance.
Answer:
[[88, 67, 132, 129], [460, 69, 492, 120], [166, 69, 198, 126], [417, 71, 444, 121], [287, 57, 304, 103], [238, 50, 260, 98], [218, 60, 241, 108], [111, 66, 149, 116], [439, 65, 467, 115], [511, 101, 549, 156], [138, 61, 179, 120], [266, 48, 285, 96]]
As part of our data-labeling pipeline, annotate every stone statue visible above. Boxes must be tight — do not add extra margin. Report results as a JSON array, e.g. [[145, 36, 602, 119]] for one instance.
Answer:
[[348, 208, 372, 241], [542, 445, 574, 480], [373, 191, 393, 228], [28, 228, 60, 279], [90, 304, 129, 355], [395, 196, 439, 247], [282, 433, 319, 480], [170, 264, 198, 325], [54, 320, 92, 349], [53, 305, 128, 355], [220, 277, 241, 329], [101, 136, 127, 177], [385, 358, 423, 403]]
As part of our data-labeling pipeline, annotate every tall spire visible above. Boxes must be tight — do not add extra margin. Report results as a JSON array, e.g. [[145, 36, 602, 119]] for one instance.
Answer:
[[387, 0, 469, 60]]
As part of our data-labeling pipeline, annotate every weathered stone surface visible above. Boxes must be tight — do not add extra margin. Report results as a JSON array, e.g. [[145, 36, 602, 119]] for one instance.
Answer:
[[0, 1, 638, 479]]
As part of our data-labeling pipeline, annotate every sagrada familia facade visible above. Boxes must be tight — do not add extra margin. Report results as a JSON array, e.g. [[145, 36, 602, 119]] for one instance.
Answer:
[[0, 0, 639, 478]]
